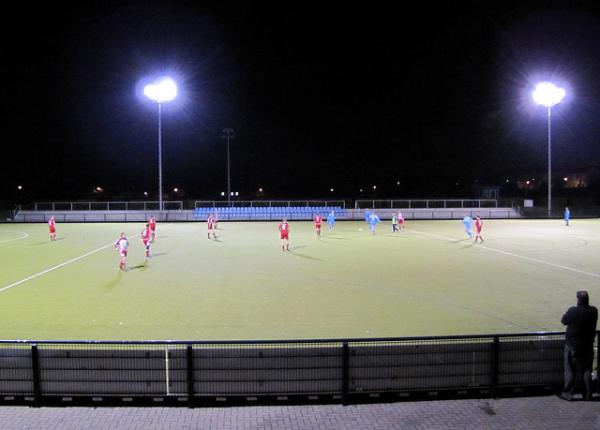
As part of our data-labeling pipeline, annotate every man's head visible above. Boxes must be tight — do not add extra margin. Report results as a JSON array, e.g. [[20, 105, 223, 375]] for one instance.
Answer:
[[576, 290, 589, 305]]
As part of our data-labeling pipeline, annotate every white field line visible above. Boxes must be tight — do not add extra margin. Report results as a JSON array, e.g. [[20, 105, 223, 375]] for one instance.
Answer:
[[0, 224, 174, 293], [407, 228, 600, 280], [0, 231, 29, 244], [0, 243, 115, 293]]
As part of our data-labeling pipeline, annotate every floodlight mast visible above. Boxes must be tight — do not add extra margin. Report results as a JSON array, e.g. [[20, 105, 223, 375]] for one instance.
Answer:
[[532, 82, 565, 218], [222, 128, 235, 205], [144, 77, 177, 211]]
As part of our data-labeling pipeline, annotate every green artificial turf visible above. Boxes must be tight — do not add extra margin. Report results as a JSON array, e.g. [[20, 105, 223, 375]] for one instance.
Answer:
[[0, 219, 598, 340]]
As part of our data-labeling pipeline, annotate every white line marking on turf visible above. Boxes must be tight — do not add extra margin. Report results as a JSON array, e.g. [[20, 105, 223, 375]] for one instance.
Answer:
[[0, 242, 115, 293], [0, 231, 29, 244], [408, 228, 600, 279], [0, 224, 174, 293]]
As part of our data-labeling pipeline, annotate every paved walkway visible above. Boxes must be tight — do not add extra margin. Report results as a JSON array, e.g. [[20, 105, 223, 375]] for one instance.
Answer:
[[0, 396, 598, 429]]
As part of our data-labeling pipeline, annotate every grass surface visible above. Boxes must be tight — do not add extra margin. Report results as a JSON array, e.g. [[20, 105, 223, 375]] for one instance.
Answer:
[[0, 219, 598, 340]]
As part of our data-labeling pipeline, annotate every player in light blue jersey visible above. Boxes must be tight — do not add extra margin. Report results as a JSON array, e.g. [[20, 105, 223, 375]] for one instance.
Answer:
[[368, 212, 381, 235], [564, 207, 570, 226], [463, 216, 473, 238], [327, 210, 336, 232]]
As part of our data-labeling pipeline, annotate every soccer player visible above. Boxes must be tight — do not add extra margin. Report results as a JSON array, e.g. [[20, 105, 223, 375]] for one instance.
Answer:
[[278, 218, 290, 251], [114, 232, 129, 271], [368, 212, 381, 235], [463, 215, 473, 238], [207, 214, 217, 240], [149, 216, 157, 241], [474, 215, 484, 243], [327, 210, 336, 232], [398, 211, 405, 230], [141, 223, 152, 258], [392, 213, 398, 232], [564, 207, 570, 226], [48, 216, 57, 241], [314, 213, 323, 238]]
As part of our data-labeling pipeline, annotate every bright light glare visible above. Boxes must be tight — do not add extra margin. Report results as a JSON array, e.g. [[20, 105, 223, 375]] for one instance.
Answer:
[[532, 82, 566, 107], [144, 77, 177, 103]]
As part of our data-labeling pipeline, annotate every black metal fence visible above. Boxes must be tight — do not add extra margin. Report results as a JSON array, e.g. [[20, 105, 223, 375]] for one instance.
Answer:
[[0, 332, 597, 407]]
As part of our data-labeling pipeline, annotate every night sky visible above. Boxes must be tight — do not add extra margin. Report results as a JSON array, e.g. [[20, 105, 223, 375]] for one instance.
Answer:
[[3, 0, 600, 202]]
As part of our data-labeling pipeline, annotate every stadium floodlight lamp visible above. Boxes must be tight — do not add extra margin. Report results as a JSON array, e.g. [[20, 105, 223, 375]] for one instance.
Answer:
[[143, 76, 177, 211], [144, 77, 177, 103], [533, 81, 566, 218], [532, 82, 565, 108]]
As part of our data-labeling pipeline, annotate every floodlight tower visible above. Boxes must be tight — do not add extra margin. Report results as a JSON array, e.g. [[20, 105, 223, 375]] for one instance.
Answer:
[[144, 77, 177, 211], [222, 128, 235, 205], [532, 82, 565, 218]]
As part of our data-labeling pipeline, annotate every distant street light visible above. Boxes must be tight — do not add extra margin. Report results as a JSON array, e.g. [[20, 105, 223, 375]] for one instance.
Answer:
[[533, 82, 566, 218], [144, 77, 177, 211], [17, 185, 23, 190]]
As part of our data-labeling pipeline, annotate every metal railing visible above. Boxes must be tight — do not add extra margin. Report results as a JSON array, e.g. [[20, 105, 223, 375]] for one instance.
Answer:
[[355, 199, 498, 209], [195, 200, 346, 209], [0, 331, 595, 407], [33, 201, 184, 211]]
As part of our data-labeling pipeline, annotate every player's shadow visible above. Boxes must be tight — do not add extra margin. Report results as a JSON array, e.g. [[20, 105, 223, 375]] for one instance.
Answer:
[[104, 272, 123, 290], [449, 238, 472, 244], [458, 243, 475, 250], [151, 252, 167, 258], [30, 241, 50, 246], [54, 237, 65, 241], [128, 262, 149, 271], [290, 252, 324, 261], [209, 237, 222, 242], [324, 236, 350, 240]]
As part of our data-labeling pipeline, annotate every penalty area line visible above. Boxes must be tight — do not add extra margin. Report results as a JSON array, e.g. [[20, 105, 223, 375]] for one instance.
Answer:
[[407, 228, 600, 280]]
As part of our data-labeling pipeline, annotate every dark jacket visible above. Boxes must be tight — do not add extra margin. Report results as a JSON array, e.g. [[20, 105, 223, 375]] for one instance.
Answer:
[[561, 304, 598, 348]]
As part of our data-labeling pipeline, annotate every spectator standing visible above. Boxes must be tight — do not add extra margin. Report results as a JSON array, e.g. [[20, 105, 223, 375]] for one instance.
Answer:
[[559, 291, 598, 401]]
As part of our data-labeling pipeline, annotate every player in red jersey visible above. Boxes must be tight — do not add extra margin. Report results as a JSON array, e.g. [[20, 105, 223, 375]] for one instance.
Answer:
[[474, 215, 484, 243], [114, 232, 129, 271], [148, 216, 156, 242], [141, 223, 152, 258], [278, 218, 290, 251], [48, 216, 57, 241], [398, 211, 405, 230], [313, 213, 323, 238], [207, 214, 217, 240]]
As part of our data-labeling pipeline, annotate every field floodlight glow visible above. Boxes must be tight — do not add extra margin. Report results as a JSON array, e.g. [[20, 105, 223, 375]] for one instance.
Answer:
[[532, 82, 565, 107], [144, 77, 177, 103]]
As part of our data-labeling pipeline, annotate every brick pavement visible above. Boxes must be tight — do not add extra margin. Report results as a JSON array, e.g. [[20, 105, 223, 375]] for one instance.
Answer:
[[0, 396, 598, 429]]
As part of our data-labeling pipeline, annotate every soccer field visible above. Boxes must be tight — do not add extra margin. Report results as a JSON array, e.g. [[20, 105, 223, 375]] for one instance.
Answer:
[[0, 219, 598, 341]]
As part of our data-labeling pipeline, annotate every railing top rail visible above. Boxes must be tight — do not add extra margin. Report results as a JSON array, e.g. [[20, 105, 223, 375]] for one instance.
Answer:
[[0, 331, 573, 345]]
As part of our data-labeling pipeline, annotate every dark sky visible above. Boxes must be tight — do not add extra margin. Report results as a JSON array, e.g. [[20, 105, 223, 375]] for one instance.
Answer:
[[3, 0, 600, 201]]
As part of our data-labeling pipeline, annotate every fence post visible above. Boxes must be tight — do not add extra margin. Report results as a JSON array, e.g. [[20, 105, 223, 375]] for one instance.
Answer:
[[187, 344, 195, 408], [342, 341, 349, 405], [31, 344, 41, 407], [597, 332, 600, 395], [491, 336, 499, 399]]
